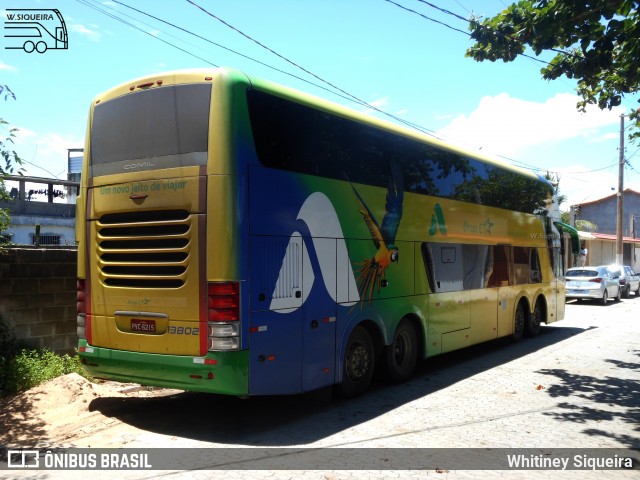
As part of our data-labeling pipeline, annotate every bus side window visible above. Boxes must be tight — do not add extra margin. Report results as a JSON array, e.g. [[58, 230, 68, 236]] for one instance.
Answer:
[[421, 243, 463, 293], [462, 244, 490, 290], [489, 245, 511, 287], [530, 249, 542, 283], [421, 242, 436, 293]]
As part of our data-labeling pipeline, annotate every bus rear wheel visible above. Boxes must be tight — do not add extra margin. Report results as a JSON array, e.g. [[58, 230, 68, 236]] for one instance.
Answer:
[[525, 300, 543, 337], [383, 319, 418, 383], [338, 326, 374, 398], [511, 303, 525, 342]]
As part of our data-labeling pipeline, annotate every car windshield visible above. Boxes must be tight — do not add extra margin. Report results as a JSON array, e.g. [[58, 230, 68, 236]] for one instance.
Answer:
[[567, 269, 599, 277]]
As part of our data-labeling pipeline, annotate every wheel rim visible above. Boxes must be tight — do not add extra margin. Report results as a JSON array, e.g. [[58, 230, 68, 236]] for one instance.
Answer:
[[393, 329, 414, 368], [531, 307, 541, 329], [515, 307, 524, 335], [347, 342, 370, 381]]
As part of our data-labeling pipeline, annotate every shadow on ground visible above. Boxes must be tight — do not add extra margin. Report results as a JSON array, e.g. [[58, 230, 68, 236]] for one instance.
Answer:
[[89, 323, 589, 446], [537, 350, 640, 448]]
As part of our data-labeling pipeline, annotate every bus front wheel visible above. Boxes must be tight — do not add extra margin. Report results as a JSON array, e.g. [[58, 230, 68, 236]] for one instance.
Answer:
[[383, 319, 418, 383], [338, 326, 374, 398]]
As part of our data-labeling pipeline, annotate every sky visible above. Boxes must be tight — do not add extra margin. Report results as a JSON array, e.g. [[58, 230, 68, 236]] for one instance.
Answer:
[[1, 0, 638, 210]]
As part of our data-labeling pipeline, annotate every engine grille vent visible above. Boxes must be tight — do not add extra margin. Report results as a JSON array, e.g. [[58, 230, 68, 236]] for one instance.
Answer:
[[97, 209, 191, 288]]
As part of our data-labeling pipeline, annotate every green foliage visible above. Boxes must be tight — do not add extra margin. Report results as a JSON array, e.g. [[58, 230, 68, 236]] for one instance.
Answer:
[[1, 347, 87, 397], [466, 1, 640, 140], [0, 85, 23, 177], [0, 316, 88, 396], [0, 84, 24, 245], [576, 219, 598, 232]]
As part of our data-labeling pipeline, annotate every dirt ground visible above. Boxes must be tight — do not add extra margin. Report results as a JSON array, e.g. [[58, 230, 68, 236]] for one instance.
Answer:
[[0, 373, 181, 448]]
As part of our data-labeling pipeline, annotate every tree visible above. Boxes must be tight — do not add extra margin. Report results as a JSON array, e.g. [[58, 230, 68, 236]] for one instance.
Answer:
[[466, 0, 640, 139], [0, 84, 24, 242]]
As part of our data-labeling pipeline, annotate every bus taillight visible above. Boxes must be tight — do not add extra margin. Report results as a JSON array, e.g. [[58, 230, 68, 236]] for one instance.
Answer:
[[207, 282, 239, 321], [207, 282, 240, 351], [77, 279, 87, 340]]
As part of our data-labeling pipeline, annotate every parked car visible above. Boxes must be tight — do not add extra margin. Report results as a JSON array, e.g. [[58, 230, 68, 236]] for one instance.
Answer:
[[566, 266, 621, 305], [607, 264, 640, 298]]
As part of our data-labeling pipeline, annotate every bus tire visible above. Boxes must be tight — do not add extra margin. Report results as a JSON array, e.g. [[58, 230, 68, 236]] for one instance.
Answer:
[[511, 303, 525, 342], [23, 41, 35, 53], [383, 319, 418, 383], [36, 42, 47, 54], [339, 325, 375, 398], [525, 299, 543, 337]]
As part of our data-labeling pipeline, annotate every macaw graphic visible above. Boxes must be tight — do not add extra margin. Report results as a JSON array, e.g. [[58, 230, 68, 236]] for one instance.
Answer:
[[350, 161, 404, 304]]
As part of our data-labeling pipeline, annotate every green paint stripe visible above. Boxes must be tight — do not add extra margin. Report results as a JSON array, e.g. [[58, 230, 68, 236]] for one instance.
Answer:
[[78, 340, 249, 395]]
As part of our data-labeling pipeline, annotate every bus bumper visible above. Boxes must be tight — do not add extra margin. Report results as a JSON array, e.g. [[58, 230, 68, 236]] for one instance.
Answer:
[[78, 339, 249, 396]]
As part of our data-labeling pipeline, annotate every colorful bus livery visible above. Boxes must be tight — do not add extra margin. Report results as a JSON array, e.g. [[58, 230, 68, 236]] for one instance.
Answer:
[[76, 68, 569, 398], [4, 9, 68, 53]]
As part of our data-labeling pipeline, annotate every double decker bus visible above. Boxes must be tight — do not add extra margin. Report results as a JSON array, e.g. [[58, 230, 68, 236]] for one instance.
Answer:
[[76, 68, 572, 397]]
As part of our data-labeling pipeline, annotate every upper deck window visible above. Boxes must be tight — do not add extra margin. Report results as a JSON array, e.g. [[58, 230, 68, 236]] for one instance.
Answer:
[[247, 89, 552, 214]]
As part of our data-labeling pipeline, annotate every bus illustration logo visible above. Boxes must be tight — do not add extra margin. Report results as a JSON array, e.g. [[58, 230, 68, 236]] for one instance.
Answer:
[[4, 9, 68, 53], [428, 203, 447, 236]]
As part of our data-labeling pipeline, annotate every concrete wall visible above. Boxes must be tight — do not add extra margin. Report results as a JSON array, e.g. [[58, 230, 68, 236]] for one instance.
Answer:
[[0, 246, 77, 354]]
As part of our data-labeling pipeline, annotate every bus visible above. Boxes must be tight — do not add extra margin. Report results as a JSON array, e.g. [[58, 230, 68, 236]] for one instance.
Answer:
[[4, 9, 68, 53], [76, 67, 572, 397]]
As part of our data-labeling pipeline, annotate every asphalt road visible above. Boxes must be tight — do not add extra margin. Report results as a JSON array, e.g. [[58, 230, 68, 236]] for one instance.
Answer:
[[6, 295, 640, 480]]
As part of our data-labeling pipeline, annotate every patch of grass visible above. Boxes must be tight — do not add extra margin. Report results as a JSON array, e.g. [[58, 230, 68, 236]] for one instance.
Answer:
[[1, 347, 88, 397]]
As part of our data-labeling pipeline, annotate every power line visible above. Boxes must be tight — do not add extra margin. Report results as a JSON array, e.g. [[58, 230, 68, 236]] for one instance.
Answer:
[[383, 0, 469, 35], [385, 0, 551, 66], [415, 0, 469, 23], [184, 0, 442, 137], [564, 162, 620, 175], [79, 0, 579, 179], [97, 0, 440, 137], [76, 0, 219, 67]]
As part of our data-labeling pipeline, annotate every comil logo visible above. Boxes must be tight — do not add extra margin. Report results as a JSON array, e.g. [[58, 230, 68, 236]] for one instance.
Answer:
[[4, 9, 68, 53]]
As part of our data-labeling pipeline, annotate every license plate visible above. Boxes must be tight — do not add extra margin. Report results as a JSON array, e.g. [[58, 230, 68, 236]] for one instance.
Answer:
[[570, 290, 587, 294], [130, 318, 156, 333]]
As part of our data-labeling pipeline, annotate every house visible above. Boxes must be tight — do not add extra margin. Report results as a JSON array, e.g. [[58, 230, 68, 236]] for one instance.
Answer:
[[570, 189, 640, 271], [0, 175, 78, 245]]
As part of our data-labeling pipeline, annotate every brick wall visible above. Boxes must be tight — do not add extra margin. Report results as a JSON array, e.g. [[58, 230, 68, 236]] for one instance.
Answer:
[[0, 247, 78, 354]]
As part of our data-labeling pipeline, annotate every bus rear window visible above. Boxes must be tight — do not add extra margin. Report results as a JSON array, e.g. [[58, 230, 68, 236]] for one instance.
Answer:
[[90, 84, 211, 176]]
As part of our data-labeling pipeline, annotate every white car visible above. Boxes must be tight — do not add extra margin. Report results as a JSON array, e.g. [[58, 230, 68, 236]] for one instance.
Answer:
[[566, 266, 621, 305], [607, 265, 640, 298]]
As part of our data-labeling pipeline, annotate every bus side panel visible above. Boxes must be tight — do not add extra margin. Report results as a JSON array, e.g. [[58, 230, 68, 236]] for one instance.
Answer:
[[247, 234, 304, 394]]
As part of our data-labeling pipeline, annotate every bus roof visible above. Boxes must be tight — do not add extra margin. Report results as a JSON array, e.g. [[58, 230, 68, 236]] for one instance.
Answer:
[[92, 66, 553, 192]]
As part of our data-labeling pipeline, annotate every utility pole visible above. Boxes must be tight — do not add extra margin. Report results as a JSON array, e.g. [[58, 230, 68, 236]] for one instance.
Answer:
[[616, 113, 625, 265]]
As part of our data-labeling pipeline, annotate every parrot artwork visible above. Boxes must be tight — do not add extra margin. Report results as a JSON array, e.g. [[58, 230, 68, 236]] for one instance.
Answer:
[[350, 161, 404, 304]]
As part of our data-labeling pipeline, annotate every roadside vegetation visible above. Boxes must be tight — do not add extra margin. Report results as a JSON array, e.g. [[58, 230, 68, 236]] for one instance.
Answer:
[[0, 315, 88, 397]]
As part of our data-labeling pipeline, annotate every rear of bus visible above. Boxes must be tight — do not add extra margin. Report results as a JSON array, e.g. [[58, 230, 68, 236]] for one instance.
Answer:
[[76, 69, 251, 395]]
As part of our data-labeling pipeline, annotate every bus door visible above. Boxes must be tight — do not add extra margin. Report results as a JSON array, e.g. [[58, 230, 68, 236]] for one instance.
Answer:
[[248, 233, 336, 394], [424, 243, 471, 353], [493, 245, 516, 337]]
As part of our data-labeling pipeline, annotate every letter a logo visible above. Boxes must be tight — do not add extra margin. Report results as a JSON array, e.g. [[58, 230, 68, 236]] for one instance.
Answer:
[[429, 203, 447, 236]]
